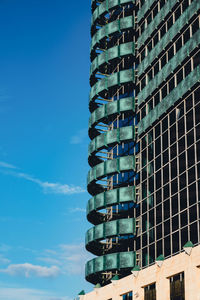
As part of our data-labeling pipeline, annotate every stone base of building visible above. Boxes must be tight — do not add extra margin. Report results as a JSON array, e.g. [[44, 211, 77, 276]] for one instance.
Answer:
[[80, 244, 200, 300]]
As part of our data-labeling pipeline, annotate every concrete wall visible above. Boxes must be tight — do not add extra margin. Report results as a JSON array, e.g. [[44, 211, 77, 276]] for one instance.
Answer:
[[81, 244, 200, 300]]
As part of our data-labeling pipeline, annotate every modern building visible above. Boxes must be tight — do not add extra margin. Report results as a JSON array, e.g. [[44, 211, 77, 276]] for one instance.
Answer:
[[78, 0, 200, 299]]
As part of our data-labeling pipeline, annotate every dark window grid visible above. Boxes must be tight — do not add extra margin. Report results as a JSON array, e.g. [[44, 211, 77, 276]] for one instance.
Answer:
[[194, 102, 200, 126], [186, 144, 196, 170], [140, 140, 196, 191], [181, 225, 190, 249], [148, 132, 154, 145], [141, 146, 195, 184], [178, 131, 195, 156], [188, 204, 198, 224], [194, 106, 200, 131], [194, 171, 200, 242], [172, 226, 181, 254], [138, 1, 196, 65], [141, 94, 196, 154], [141, 173, 197, 215], [142, 222, 191, 263], [142, 211, 197, 262], [196, 180, 200, 242], [196, 177, 200, 242], [139, 54, 197, 119], [138, 2, 159, 35], [194, 86, 200, 106], [189, 221, 199, 245], [140, 122, 198, 204], [141, 90, 193, 128], [138, 16, 200, 95]]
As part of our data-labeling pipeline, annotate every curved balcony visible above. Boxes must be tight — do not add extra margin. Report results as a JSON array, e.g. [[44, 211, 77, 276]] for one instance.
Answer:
[[86, 0, 136, 286]]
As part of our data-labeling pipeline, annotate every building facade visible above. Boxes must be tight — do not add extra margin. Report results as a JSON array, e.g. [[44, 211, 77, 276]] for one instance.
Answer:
[[82, 0, 200, 298]]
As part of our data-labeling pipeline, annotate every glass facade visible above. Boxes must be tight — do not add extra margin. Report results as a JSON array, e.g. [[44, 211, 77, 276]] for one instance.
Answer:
[[136, 0, 200, 268], [86, 0, 200, 286]]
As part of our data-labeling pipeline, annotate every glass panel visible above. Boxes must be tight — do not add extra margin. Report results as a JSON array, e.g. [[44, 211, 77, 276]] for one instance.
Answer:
[[170, 272, 185, 300], [144, 283, 156, 300]]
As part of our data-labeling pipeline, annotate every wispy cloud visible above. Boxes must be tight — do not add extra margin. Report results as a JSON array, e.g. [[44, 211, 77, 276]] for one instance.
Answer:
[[38, 243, 91, 275], [70, 129, 88, 145], [68, 207, 86, 213], [0, 255, 10, 265], [0, 161, 17, 169], [0, 244, 11, 265], [0, 287, 72, 300], [0, 161, 85, 195], [0, 242, 92, 278], [0, 263, 60, 278]]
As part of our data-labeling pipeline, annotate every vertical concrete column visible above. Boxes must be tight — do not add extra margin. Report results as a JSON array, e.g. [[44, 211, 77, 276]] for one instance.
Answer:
[[184, 255, 200, 300], [155, 265, 170, 300]]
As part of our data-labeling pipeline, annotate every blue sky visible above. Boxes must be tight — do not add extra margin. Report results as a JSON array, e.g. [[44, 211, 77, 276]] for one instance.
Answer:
[[0, 0, 92, 299]]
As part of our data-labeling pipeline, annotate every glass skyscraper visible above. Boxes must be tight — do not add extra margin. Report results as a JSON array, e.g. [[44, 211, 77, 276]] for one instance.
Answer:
[[85, 0, 200, 291]]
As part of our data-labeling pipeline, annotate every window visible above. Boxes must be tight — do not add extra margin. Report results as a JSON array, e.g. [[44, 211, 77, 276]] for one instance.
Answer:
[[193, 51, 200, 68], [161, 84, 167, 99], [184, 60, 191, 77], [160, 0, 166, 9], [153, 33, 159, 46], [141, 49, 146, 60], [154, 92, 160, 106], [153, 4, 158, 18], [175, 6, 181, 21], [147, 40, 153, 53], [147, 13, 152, 25], [148, 69, 153, 81], [161, 53, 167, 68], [122, 291, 132, 300], [160, 23, 166, 38], [144, 283, 156, 300], [192, 18, 199, 35], [169, 272, 185, 300], [154, 62, 159, 76], [176, 36, 182, 52], [168, 46, 174, 60], [167, 16, 173, 30], [177, 68, 183, 85], [142, 106, 146, 118], [183, 28, 190, 44], [182, 0, 189, 12], [148, 99, 153, 112]]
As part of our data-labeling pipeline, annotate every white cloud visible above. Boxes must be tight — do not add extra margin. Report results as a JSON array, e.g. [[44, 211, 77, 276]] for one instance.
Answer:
[[0, 255, 10, 265], [0, 263, 60, 278], [0, 161, 17, 169], [70, 129, 88, 144], [0, 244, 11, 265], [0, 162, 85, 195], [38, 243, 92, 276], [0, 287, 72, 300]]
